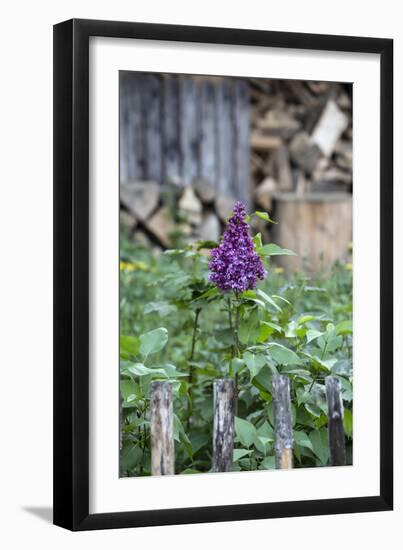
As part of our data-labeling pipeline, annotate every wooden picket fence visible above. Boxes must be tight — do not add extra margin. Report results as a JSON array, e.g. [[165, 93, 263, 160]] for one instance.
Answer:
[[149, 374, 346, 475]]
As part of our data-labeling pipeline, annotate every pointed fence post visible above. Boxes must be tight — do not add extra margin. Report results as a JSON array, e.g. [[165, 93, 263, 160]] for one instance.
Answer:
[[325, 376, 346, 466], [272, 375, 294, 469], [150, 381, 175, 476], [213, 378, 235, 472]]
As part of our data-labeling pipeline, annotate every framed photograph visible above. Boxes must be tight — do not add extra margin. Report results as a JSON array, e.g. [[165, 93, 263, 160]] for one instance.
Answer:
[[53, 19, 393, 530]]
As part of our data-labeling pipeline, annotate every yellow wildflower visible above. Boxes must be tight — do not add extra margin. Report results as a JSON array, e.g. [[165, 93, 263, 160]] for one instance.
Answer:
[[120, 260, 149, 272]]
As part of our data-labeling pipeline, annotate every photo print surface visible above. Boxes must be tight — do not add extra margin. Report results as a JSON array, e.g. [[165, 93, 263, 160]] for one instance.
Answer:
[[119, 71, 353, 477]]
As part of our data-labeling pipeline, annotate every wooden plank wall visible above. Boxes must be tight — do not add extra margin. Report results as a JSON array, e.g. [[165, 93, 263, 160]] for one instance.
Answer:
[[120, 72, 251, 205]]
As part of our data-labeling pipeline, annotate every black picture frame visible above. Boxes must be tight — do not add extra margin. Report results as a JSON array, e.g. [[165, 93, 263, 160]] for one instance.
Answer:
[[53, 18, 393, 531]]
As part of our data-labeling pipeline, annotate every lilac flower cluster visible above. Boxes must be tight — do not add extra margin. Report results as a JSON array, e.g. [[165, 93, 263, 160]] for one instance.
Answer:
[[209, 201, 267, 293]]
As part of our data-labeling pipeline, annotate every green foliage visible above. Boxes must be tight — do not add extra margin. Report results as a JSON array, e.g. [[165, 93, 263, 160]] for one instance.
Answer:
[[119, 232, 353, 476]]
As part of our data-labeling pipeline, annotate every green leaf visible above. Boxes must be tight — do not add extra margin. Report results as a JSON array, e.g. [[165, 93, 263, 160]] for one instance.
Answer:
[[120, 379, 140, 405], [195, 240, 219, 250], [293, 430, 313, 451], [253, 232, 263, 249], [253, 365, 276, 395], [306, 329, 323, 344], [259, 456, 276, 470], [192, 286, 219, 302], [305, 403, 322, 418], [260, 243, 296, 256], [173, 414, 193, 458], [256, 289, 282, 312], [254, 211, 278, 224], [235, 417, 257, 448], [126, 362, 168, 378], [231, 357, 245, 375], [343, 408, 353, 438], [243, 351, 267, 379], [298, 315, 317, 325], [139, 327, 168, 358], [336, 320, 353, 335], [272, 295, 292, 307], [303, 352, 337, 372], [120, 335, 140, 357], [257, 420, 274, 441], [120, 442, 143, 471], [239, 309, 260, 345], [309, 428, 329, 465], [267, 343, 301, 366], [144, 301, 177, 317], [233, 448, 253, 462]]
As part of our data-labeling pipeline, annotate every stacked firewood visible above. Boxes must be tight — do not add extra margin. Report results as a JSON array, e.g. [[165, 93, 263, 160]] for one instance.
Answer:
[[249, 79, 352, 212]]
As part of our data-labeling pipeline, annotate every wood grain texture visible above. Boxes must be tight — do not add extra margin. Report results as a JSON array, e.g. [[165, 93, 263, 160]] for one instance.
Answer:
[[233, 79, 250, 206], [216, 80, 233, 195], [213, 378, 235, 472], [179, 76, 200, 184], [200, 80, 218, 187], [326, 376, 346, 466], [119, 73, 250, 200], [127, 72, 146, 180], [162, 75, 181, 183], [272, 192, 352, 273], [150, 381, 175, 476], [272, 375, 294, 469], [119, 74, 129, 183], [143, 74, 162, 182]]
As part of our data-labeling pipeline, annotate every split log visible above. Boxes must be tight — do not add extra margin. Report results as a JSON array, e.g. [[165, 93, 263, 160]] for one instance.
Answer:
[[120, 180, 160, 222], [196, 212, 220, 242], [311, 99, 349, 157], [289, 132, 322, 174], [272, 375, 293, 469], [213, 378, 235, 472], [150, 381, 175, 476], [254, 177, 277, 211], [256, 109, 300, 139], [272, 145, 293, 191], [120, 209, 137, 233], [178, 187, 202, 226], [250, 132, 283, 151], [325, 377, 346, 466], [215, 195, 235, 222], [145, 206, 175, 247]]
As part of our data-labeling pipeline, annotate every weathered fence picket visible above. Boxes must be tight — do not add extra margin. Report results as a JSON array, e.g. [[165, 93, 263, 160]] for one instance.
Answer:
[[150, 381, 175, 476], [272, 374, 294, 469], [213, 378, 235, 472], [325, 376, 347, 466]]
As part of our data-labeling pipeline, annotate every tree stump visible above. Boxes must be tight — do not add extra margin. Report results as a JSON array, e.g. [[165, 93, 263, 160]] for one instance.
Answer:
[[272, 192, 352, 273]]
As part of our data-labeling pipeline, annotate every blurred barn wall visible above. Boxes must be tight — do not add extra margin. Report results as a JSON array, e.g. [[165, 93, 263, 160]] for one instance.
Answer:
[[120, 72, 251, 206]]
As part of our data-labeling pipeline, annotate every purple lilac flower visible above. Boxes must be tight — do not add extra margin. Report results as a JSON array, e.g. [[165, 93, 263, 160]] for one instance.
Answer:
[[209, 201, 267, 293]]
